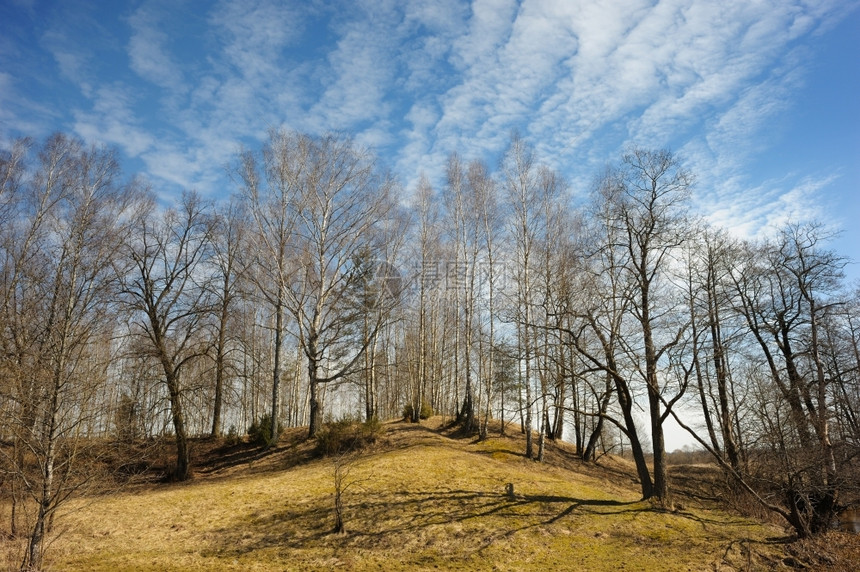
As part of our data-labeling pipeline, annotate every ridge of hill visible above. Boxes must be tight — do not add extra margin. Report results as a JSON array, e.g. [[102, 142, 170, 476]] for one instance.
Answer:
[[18, 419, 859, 570]]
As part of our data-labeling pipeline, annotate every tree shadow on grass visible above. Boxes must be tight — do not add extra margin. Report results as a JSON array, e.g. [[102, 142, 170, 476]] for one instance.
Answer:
[[190, 427, 316, 479], [201, 478, 788, 570], [463, 439, 646, 492], [202, 486, 646, 561]]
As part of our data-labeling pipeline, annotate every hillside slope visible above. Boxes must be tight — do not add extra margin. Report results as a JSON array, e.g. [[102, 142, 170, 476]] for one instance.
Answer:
[[42, 420, 792, 571]]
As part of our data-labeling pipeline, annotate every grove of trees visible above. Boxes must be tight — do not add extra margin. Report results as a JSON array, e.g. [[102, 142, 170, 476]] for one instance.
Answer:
[[2, 131, 859, 566]]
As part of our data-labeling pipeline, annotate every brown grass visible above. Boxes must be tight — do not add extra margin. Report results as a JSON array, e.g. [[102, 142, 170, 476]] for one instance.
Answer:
[[6, 418, 854, 571]]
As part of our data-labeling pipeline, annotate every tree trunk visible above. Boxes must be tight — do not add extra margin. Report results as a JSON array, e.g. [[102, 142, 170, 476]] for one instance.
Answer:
[[708, 278, 740, 470], [460, 295, 475, 432], [583, 375, 612, 461], [164, 366, 190, 481], [616, 376, 654, 499], [211, 303, 227, 438], [270, 297, 284, 445], [308, 378, 322, 438], [363, 309, 378, 423], [24, 372, 61, 571], [642, 286, 669, 504], [307, 328, 322, 438], [211, 354, 224, 437], [518, 315, 534, 458], [648, 379, 669, 503]]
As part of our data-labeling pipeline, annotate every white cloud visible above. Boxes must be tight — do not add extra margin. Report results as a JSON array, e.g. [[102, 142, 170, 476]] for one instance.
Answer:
[[140, 144, 205, 194], [399, 0, 467, 92], [40, 28, 95, 98], [392, 0, 851, 241], [368, 0, 855, 210], [4, 0, 854, 238], [72, 82, 228, 197], [72, 85, 155, 156], [127, 4, 186, 93], [209, 0, 303, 83], [0, 72, 27, 136], [702, 172, 837, 242], [304, 2, 403, 133]]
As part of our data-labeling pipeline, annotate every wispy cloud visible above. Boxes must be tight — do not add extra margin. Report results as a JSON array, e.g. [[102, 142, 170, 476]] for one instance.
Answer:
[[209, 0, 304, 84], [127, 5, 186, 94], [72, 85, 155, 156], [703, 172, 839, 241], [398, 0, 851, 235], [307, 3, 400, 136], [40, 27, 96, 98], [2, 0, 854, 237]]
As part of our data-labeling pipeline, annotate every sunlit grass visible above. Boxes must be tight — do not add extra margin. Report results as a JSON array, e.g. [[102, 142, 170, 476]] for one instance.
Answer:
[[38, 420, 789, 571]]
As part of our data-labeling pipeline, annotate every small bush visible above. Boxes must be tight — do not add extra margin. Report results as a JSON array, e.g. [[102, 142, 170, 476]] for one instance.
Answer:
[[316, 416, 383, 456], [248, 414, 275, 447], [402, 400, 434, 421], [225, 424, 242, 446], [114, 394, 140, 443]]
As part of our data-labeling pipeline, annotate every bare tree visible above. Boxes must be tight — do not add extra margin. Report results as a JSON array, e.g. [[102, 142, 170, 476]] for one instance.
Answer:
[[235, 131, 305, 443], [563, 171, 653, 496], [610, 148, 692, 504], [330, 449, 370, 535], [501, 134, 541, 459], [207, 199, 247, 437], [240, 131, 398, 439], [470, 161, 502, 440], [683, 227, 745, 470], [532, 165, 567, 461], [119, 191, 214, 481], [407, 176, 442, 423], [445, 154, 485, 433], [834, 287, 860, 443], [728, 223, 848, 535], [664, 220, 855, 538], [0, 134, 143, 569]]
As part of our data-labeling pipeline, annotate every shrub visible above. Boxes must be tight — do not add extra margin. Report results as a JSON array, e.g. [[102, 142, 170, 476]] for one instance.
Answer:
[[316, 416, 383, 456], [114, 394, 140, 442], [225, 424, 241, 446], [247, 414, 275, 447], [402, 400, 434, 421]]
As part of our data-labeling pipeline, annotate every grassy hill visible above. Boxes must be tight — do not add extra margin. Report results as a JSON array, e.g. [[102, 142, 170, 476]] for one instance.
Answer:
[[7, 418, 858, 570]]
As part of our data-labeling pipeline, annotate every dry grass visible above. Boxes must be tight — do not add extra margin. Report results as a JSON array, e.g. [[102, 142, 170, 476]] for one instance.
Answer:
[[3, 419, 830, 571]]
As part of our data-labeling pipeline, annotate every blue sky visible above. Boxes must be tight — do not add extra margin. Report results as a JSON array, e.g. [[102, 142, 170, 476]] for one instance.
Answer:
[[2, 0, 859, 280]]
